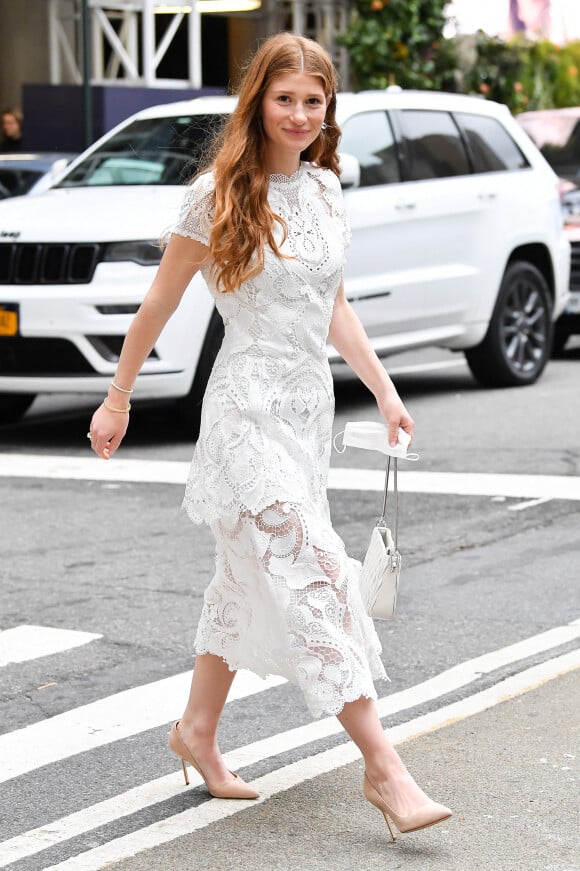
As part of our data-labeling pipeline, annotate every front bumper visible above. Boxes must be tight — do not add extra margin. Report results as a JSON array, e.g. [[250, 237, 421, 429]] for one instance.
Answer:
[[0, 262, 213, 397]]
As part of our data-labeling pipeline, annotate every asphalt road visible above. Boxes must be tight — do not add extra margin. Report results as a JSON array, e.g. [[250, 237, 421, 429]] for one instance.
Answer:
[[0, 345, 579, 871]]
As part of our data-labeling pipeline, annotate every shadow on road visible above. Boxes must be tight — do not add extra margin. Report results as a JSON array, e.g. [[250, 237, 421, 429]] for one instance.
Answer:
[[0, 401, 193, 452], [334, 363, 480, 411]]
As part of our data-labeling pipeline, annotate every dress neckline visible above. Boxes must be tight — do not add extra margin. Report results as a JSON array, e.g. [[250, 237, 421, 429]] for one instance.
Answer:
[[269, 164, 303, 187]]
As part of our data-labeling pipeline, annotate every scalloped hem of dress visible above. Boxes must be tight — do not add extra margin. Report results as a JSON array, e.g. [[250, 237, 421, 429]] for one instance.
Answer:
[[193, 644, 389, 719]]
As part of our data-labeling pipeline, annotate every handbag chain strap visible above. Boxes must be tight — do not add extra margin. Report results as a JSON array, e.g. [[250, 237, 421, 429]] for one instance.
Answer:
[[378, 456, 398, 549]]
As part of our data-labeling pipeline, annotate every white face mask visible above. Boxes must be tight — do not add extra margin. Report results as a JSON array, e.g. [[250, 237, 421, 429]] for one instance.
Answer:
[[334, 421, 418, 460]]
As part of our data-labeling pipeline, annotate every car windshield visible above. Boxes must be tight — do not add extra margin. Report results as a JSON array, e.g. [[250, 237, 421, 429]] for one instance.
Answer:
[[56, 114, 225, 188], [519, 114, 580, 181]]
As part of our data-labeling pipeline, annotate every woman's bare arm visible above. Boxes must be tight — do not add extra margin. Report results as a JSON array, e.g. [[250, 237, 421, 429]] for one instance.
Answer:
[[90, 234, 209, 459], [328, 280, 414, 445]]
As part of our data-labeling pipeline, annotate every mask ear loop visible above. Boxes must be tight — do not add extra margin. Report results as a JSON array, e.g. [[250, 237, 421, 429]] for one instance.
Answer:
[[333, 429, 346, 454]]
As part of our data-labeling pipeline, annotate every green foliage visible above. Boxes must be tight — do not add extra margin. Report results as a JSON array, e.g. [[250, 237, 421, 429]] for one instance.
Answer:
[[339, 0, 580, 111], [338, 0, 457, 92], [465, 33, 580, 112]]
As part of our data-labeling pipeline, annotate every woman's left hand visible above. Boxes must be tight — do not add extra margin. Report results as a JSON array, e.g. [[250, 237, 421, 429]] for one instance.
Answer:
[[377, 390, 414, 447]]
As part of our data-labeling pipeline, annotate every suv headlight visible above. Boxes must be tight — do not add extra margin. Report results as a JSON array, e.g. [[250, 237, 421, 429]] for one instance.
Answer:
[[103, 240, 163, 266]]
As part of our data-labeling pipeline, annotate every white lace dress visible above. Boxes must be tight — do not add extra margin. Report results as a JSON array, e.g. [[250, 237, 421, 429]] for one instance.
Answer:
[[173, 162, 387, 717]]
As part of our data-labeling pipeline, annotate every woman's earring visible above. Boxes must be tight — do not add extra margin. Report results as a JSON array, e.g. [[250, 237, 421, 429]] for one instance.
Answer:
[[321, 122, 327, 131]]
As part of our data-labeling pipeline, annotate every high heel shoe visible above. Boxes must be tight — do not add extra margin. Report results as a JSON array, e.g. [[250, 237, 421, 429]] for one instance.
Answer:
[[168, 722, 260, 799], [363, 772, 452, 841]]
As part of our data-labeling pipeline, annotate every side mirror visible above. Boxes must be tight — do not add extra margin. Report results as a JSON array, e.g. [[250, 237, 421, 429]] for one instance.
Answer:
[[339, 152, 360, 190]]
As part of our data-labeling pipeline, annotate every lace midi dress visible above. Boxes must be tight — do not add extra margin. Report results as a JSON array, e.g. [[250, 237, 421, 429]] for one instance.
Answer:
[[173, 163, 387, 718]]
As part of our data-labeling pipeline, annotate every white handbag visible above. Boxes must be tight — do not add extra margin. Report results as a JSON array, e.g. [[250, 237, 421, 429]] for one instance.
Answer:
[[359, 456, 401, 620], [334, 422, 417, 621]]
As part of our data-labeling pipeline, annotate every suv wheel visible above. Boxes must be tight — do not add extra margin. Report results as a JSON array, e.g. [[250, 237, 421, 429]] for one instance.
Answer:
[[465, 261, 552, 387], [0, 393, 36, 425], [176, 309, 224, 439]]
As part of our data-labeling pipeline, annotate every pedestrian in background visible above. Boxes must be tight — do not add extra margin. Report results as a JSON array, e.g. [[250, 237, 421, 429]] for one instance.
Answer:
[[88, 33, 452, 841], [0, 108, 24, 152]]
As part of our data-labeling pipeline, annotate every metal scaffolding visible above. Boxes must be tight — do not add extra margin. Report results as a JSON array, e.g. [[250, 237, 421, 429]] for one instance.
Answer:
[[48, 0, 351, 89], [48, 0, 203, 88]]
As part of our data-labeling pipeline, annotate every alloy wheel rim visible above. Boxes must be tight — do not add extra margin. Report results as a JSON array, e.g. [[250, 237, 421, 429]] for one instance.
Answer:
[[501, 279, 548, 374]]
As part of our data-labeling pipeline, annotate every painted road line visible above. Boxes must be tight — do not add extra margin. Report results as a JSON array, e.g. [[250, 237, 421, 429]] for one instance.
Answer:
[[0, 670, 286, 786], [328, 468, 580, 501], [2, 619, 578, 867], [2, 453, 580, 501], [0, 453, 187, 485], [0, 625, 102, 667], [40, 649, 580, 871]]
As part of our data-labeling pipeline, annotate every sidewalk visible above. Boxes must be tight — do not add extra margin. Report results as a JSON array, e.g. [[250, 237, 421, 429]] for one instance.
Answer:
[[114, 668, 579, 871]]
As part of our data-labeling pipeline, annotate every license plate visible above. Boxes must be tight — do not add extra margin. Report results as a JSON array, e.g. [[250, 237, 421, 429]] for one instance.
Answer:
[[565, 291, 580, 315], [0, 305, 18, 336]]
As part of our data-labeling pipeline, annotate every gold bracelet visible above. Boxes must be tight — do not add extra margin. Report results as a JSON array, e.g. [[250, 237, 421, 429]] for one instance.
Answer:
[[103, 397, 131, 413], [111, 381, 133, 394]]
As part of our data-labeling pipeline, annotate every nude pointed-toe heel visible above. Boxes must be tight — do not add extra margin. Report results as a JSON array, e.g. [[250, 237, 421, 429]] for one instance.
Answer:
[[168, 721, 260, 800], [363, 772, 452, 842]]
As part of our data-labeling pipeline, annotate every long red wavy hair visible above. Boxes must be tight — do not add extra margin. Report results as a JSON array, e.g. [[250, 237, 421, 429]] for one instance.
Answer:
[[205, 33, 341, 294]]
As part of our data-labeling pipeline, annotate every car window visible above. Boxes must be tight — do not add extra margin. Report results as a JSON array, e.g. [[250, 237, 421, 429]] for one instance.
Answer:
[[455, 113, 529, 173], [57, 114, 225, 188], [399, 110, 470, 181], [340, 111, 400, 187]]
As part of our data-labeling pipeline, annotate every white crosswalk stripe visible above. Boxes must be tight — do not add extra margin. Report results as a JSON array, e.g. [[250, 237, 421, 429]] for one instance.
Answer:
[[0, 625, 102, 667], [0, 669, 286, 784], [2, 453, 580, 500]]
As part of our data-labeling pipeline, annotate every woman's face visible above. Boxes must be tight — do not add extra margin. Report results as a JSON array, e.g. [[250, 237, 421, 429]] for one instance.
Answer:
[[260, 72, 329, 166], [2, 113, 21, 139]]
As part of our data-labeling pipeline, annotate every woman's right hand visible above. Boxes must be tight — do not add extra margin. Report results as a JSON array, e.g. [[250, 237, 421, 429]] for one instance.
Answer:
[[88, 402, 130, 460]]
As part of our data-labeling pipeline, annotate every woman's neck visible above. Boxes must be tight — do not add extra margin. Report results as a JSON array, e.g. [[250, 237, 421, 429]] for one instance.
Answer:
[[264, 151, 301, 177]]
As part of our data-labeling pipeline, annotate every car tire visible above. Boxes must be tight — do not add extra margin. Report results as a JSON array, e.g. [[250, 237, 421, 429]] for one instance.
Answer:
[[176, 309, 224, 439], [465, 261, 553, 388], [0, 393, 36, 424]]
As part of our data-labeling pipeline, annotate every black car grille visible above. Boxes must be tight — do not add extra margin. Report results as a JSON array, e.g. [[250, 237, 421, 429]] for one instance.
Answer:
[[0, 243, 103, 284], [0, 337, 95, 375], [571, 241, 580, 292]]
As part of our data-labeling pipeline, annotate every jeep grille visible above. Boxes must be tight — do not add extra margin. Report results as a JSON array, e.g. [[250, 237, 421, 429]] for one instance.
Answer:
[[0, 243, 103, 284]]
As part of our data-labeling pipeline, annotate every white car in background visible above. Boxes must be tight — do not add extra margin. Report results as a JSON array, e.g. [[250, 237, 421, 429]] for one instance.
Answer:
[[0, 91, 570, 430]]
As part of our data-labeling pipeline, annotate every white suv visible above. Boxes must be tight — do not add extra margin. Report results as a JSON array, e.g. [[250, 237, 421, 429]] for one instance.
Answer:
[[0, 90, 570, 430]]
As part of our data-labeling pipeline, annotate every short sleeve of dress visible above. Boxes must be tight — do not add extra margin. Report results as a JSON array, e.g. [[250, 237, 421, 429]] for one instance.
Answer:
[[172, 171, 215, 247], [317, 167, 352, 251]]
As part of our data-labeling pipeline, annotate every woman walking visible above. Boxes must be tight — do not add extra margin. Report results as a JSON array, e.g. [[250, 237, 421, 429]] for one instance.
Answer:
[[89, 32, 451, 840]]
